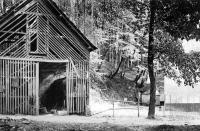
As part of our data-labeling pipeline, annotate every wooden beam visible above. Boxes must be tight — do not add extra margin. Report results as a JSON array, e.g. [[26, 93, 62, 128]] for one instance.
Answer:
[[0, 57, 69, 63], [0, 31, 26, 35]]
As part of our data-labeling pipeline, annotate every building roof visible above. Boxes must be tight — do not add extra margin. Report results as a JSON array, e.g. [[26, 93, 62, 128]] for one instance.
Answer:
[[0, 0, 97, 61]]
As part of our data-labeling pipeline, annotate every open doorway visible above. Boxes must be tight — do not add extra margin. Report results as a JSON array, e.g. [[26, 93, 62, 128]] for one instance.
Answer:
[[39, 62, 66, 113]]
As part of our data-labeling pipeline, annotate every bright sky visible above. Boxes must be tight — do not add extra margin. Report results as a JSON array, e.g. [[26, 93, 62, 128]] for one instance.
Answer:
[[182, 39, 200, 53]]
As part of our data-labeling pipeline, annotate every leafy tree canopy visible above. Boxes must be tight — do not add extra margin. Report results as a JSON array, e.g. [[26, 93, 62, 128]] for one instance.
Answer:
[[155, 0, 200, 40]]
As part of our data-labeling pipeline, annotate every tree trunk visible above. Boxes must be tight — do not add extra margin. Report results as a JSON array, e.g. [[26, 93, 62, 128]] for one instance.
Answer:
[[148, 0, 156, 119], [109, 57, 125, 79]]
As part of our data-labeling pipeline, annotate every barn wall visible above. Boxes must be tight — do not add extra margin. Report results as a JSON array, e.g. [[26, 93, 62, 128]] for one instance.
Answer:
[[66, 60, 89, 115], [0, 59, 39, 115]]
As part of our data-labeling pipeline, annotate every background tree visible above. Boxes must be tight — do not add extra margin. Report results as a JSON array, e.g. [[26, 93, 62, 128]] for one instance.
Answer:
[[147, 0, 200, 118]]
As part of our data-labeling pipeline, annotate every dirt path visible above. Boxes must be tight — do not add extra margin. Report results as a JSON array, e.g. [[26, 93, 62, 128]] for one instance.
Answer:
[[1, 114, 200, 131]]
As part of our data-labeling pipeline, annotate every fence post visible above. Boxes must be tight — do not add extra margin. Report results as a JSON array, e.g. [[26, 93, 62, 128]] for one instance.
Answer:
[[163, 94, 165, 116], [112, 100, 114, 117], [138, 91, 140, 117], [170, 94, 172, 117], [112, 93, 114, 117]]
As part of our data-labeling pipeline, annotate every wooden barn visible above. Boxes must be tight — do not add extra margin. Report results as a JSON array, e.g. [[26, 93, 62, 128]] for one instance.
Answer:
[[0, 0, 96, 115]]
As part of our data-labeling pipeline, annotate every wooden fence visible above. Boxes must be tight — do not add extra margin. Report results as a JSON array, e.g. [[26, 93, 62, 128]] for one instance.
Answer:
[[0, 59, 39, 115], [66, 60, 89, 115], [0, 59, 89, 115]]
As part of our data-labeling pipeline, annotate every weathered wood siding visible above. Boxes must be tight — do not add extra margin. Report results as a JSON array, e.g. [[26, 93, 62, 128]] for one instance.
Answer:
[[0, 59, 39, 115], [66, 60, 89, 114]]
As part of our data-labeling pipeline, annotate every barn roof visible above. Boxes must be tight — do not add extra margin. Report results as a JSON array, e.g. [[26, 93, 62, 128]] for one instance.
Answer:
[[0, 0, 97, 61]]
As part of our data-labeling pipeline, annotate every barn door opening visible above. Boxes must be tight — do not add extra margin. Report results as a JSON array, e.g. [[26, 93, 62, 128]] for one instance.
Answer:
[[39, 62, 66, 112], [0, 59, 39, 115]]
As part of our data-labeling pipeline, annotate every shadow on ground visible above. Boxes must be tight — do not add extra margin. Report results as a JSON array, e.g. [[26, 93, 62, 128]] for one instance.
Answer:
[[1, 118, 200, 131]]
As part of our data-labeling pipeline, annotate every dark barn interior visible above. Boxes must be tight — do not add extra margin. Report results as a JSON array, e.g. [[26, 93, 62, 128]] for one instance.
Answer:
[[40, 78, 66, 111], [39, 62, 66, 112]]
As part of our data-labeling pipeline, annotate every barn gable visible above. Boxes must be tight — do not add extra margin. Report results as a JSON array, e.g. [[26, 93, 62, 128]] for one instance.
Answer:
[[0, 0, 96, 61]]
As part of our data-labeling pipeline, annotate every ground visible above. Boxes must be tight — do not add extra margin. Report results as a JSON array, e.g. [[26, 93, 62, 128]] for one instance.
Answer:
[[1, 106, 200, 131], [1, 89, 200, 130]]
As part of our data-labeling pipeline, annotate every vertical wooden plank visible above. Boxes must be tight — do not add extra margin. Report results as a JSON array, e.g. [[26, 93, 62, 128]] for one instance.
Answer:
[[11, 60, 14, 114], [0, 60, 2, 113], [76, 62, 78, 114], [22, 60, 24, 114], [25, 61, 27, 114], [0, 60, 3, 113], [2, 60, 5, 114], [11, 60, 13, 114], [27, 61, 30, 114], [26, 61, 29, 114], [83, 61, 86, 114], [82, 61, 84, 114], [18, 60, 21, 114], [83, 61, 85, 114], [29, 61, 32, 115], [4, 59, 6, 114], [4, 60, 6, 114], [80, 61, 82, 114], [69, 62, 72, 114], [17, 60, 20, 114], [6, 60, 8, 114], [79, 61, 81, 114], [14, 60, 17, 114], [2, 59, 3, 113], [0, 60, 1, 113], [9, 60, 13, 114], [7, 60, 9, 114], [30, 61, 33, 115], [20, 60, 23, 114], [33, 62, 35, 115], [81, 61, 83, 114], [24, 61, 26, 114], [88, 61, 90, 107], [16, 60, 18, 114], [8, 60, 11, 114], [71, 62, 73, 113], [24, 60, 26, 114], [7, 60, 10, 114], [35, 62, 39, 115], [68, 62, 70, 113], [65, 62, 68, 111], [66, 62, 69, 113], [77, 61, 79, 114]]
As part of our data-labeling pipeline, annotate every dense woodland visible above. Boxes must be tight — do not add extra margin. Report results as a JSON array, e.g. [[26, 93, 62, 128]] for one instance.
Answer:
[[1, 0, 200, 118]]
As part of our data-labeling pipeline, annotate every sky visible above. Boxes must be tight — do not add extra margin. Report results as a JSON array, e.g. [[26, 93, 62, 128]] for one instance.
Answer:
[[182, 39, 200, 53]]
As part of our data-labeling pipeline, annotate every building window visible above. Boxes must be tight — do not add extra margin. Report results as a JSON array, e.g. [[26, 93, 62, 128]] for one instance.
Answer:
[[30, 39, 37, 52]]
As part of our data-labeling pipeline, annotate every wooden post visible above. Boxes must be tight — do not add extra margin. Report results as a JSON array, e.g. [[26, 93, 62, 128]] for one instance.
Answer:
[[137, 89, 140, 118], [112, 93, 114, 117], [35, 62, 39, 115]]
